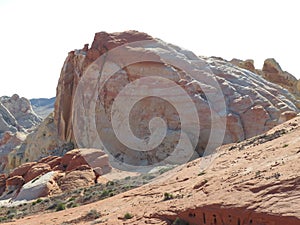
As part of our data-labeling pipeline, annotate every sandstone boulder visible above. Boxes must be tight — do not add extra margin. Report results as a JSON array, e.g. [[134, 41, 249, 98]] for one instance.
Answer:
[[62, 148, 111, 174], [5, 175, 25, 193], [8, 162, 37, 178], [14, 171, 61, 201], [59, 167, 95, 191], [230, 58, 256, 73], [23, 163, 51, 183]]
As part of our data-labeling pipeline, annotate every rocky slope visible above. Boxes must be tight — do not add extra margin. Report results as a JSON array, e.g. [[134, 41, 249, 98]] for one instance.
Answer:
[[231, 58, 300, 100], [54, 30, 299, 168], [30, 97, 55, 119], [7, 116, 300, 225]]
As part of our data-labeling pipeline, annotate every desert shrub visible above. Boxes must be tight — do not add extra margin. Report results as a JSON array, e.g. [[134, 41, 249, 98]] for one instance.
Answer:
[[86, 209, 100, 219], [163, 192, 174, 201], [55, 202, 66, 211], [0, 216, 8, 222], [124, 212, 133, 219]]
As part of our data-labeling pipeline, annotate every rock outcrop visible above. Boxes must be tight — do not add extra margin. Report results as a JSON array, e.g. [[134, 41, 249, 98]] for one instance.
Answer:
[[231, 58, 300, 100], [54, 30, 299, 167], [0, 148, 111, 201], [0, 132, 26, 171], [0, 95, 42, 172], [0, 94, 41, 131], [5, 113, 72, 170], [30, 97, 56, 119]]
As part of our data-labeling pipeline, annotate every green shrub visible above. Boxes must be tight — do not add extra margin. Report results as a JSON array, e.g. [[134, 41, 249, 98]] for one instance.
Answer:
[[124, 212, 133, 219], [101, 190, 109, 197], [55, 203, 66, 211], [0, 216, 8, 222], [163, 192, 174, 201]]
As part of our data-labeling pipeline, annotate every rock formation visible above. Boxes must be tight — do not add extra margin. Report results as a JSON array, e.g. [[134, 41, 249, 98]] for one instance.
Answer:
[[231, 58, 300, 101], [0, 148, 111, 201], [0, 94, 42, 172], [5, 113, 74, 171], [0, 132, 25, 171], [54, 30, 299, 167], [0, 94, 41, 131], [30, 97, 56, 119]]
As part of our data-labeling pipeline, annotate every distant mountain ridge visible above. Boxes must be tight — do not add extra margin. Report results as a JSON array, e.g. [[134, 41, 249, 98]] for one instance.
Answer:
[[30, 97, 55, 119]]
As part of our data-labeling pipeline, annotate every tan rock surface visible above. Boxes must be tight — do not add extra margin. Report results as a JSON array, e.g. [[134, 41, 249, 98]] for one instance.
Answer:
[[9, 116, 300, 225], [59, 167, 95, 191]]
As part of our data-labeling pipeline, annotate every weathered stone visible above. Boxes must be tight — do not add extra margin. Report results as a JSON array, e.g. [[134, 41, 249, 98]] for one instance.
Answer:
[[23, 163, 51, 183]]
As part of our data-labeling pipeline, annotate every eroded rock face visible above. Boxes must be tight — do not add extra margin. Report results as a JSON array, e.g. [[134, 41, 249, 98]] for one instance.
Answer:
[[54, 31, 154, 143], [54, 31, 299, 167], [0, 94, 42, 172], [0, 132, 25, 171], [0, 94, 41, 130]]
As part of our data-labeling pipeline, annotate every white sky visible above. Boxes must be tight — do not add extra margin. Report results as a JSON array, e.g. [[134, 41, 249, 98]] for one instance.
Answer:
[[0, 0, 299, 99]]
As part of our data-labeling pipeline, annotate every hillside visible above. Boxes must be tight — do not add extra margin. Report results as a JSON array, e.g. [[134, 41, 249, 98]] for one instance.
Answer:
[[6, 116, 300, 225]]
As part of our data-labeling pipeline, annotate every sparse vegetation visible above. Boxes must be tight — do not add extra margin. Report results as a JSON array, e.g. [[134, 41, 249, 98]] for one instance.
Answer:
[[86, 209, 100, 219], [255, 170, 261, 177], [163, 192, 174, 201], [124, 212, 133, 219], [55, 202, 66, 211], [282, 144, 289, 148], [0, 169, 163, 221]]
